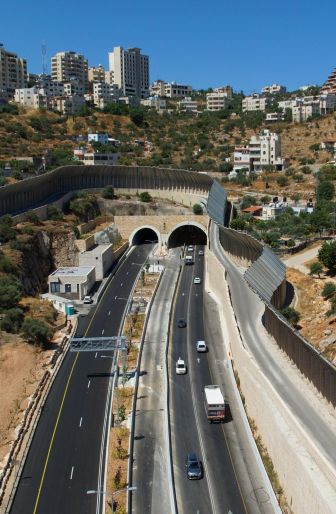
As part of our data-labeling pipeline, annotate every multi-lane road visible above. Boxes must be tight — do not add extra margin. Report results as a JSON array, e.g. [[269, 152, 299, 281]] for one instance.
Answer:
[[10, 244, 152, 514], [170, 246, 246, 514]]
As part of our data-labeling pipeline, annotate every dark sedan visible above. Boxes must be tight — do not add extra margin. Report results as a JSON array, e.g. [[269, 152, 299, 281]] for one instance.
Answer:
[[177, 318, 187, 328], [186, 453, 203, 480]]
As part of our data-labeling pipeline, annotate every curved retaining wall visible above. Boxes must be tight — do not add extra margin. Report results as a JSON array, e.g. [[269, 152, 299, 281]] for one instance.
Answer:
[[0, 165, 213, 216]]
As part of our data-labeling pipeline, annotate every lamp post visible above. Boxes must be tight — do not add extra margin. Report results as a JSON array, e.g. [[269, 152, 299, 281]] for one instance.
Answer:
[[87, 486, 137, 514]]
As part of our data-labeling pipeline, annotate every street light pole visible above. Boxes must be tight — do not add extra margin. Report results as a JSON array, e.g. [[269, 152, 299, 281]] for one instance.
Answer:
[[87, 486, 136, 514]]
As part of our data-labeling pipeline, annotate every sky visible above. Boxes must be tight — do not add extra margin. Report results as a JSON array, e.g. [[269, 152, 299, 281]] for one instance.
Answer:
[[1, 0, 336, 93]]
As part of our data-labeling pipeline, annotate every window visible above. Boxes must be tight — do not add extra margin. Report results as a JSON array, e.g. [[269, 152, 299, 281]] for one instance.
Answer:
[[65, 284, 72, 293]]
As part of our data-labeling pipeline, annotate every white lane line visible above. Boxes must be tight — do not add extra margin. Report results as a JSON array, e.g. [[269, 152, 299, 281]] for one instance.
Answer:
[[70, 466, 74, 480], [108, 311, 111, 316], [95, 352, 98, 359], [79, 417, 83, 428], [87, 380, 91, 389], [102, 329, 105, 335]]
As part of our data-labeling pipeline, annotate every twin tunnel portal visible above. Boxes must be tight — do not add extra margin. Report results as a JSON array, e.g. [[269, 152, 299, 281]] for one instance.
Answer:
[[131, 223, 207, 247]]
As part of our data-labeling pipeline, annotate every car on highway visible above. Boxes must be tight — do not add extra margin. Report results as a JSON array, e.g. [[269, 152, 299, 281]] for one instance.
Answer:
[[196, 340, 207, 352], [187, 245, 193, 252], [176, 357, 187, 374], [186, 453, 203, 480], [177, 318, 187, 328], [198, 249, 204, 256], [193, 277, 201, 284], [83, 295, 93, 304]]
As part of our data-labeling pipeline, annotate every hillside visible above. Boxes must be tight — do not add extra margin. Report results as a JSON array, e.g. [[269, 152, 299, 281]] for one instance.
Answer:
[[0, 105, 336, 174]]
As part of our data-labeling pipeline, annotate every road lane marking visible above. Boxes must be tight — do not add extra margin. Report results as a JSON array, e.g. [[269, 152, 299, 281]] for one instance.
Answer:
[[32, 353, 79, 514], [95, 352, 98, 359], [70, 466, 74, 480], [87, 380, 91, 389], [79, 417, 83, 428]]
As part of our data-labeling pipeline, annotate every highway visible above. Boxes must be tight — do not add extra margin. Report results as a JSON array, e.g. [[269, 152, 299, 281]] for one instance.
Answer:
[[170, 245, 246, 514], [10, 244, 153, 514]]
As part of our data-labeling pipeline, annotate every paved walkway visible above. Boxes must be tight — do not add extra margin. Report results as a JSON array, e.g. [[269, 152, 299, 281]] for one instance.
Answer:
[[283, 244, 322, 274]]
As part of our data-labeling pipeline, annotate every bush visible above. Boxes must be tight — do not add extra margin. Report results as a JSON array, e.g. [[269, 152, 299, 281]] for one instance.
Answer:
[[21, 317, 52, 347], [0, 308, 24, 333], [309, 261, 323, 277], [218, 162, 233, 173], [318, 241, 336, 271], [139, 191, 152, 203], [0, 275, 22, 309], [280, 307, 300, 325], [102, 186, 114, 199], [230, 218, 247, 230], [321, 282, 336, 299], [47, 205, 64, 221], [26, 210, 40, 224], [277, 176, 289, 187], [193, 203, 203, 215], [0, 254, 17, 273], [317, 180, 334, 201]]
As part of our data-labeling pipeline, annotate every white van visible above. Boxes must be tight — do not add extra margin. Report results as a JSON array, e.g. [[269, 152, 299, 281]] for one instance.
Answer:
[[185, 255, 194, 265]]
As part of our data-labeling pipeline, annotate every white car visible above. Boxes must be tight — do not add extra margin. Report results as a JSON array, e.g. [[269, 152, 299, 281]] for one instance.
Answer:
[[83, 295, 93, 304], [198, 250, 204, 256], [196, 341, 207, 352], [187, 245, 194, 252], [194, 277, 201, 284], [176, 357, 187, 374]]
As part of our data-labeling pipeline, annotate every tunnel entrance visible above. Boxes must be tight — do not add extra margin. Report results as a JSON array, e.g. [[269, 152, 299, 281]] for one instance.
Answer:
[[167, 224, 207, 249], [131, 227, 159, 245]]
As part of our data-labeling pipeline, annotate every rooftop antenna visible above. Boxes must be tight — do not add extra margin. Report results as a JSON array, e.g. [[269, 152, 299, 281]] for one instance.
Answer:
[[41, 41, 47, 75]]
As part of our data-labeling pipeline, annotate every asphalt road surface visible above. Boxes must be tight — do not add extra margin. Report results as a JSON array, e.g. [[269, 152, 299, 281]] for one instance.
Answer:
[[170, 245, 246, 514], [10, 244, 152, 514]]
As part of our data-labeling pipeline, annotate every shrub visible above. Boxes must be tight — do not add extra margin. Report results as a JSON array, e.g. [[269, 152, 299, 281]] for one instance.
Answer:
[[0, 275, 22, 309], [230, 218, 247, 230], [139, 191, 152, 203], [26, 210, 40, 224], [318, 241, 336, 271], [0, 254, 17, 273], [277, 176, 289, 187], [321, 282, 336, 299], [21, 317, 52, 347], [47, 205, 64, 221], [280, 307, 300, 325], [0, 308, 24, 333], [309, 261, 323, 277], [193, 203, 203, 215], [102, 186, 114, 199]]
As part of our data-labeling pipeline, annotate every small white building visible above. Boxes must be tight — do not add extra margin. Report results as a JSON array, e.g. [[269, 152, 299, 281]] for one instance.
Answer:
[[164, 81, 193, 98], [177, 96, 198, 113], [261, 84, 286, 95], [78, 244, 113, 280], [48, 266, 96, 300], [262, 201, 288, 220], [242, 94, 270, 112], [83, 152, 119, 165], [266, 112, 285, 122], [206, 92, 229, 111], [88, 133, 109, 145], [234, 129, 285, 172], [141, 96, 166, 112]]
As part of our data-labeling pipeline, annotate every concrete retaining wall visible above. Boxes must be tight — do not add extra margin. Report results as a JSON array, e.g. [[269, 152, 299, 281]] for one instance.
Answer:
[[206, 250, 336, 514]]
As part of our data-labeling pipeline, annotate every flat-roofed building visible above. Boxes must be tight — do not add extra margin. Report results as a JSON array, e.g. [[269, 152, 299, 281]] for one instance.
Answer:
[[83, 152, 119, 165], [51, 51, 88, 92], [141, 95, 166, 112], [78, 244, 113, 280], [88, 64, 105, 83], [261, 84, 286, 94], [0, 44, 27, 98], [177, 96, 198, 113], [109, 46, 149, 98], [164, 81, 192, 98], [207, 92, 229, 111], [242, 94, 270, 112], [48, 266, 96, 300]]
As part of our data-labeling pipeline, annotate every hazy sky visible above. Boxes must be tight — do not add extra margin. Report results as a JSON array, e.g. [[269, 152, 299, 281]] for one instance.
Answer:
[[1, 0, 335, 93]]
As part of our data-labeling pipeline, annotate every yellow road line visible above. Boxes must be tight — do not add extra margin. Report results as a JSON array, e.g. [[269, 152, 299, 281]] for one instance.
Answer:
[[32, 249, 133, 513], [33, 352, 79, 514]]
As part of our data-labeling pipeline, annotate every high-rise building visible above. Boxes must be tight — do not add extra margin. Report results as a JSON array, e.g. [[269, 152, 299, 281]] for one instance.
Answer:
[[88, 65, 106, 83], [322, 68, 336, 95], [0, 44, 27, 98], [51, 51, 88, 91], [108, 47, 149, 98]]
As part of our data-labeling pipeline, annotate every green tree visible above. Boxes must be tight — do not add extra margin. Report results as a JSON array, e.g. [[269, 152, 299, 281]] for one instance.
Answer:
[[291, 193, 301, 204], [218, 162, 233, 173], [317, 181, 335, 201], [309, 261, 323, 278], [230, 218, 247, 230], [0, 308, 24, 333], [139, 191, 152, 203], [260, 195, 271, 204], [321, 282, 336, 299], [21, 318, 52, 347], [46, 205, 64, 221], [193, 203, 203, 215], [130, 107, 146, 127], [241, 195, 257, 209], [102, 186, 114, 199], [280, 307, 300, 325], [277, 176, 289, 187], [0, 275, 22, 309], [26, 210, 39, 224], [318, 241, 336, 271]]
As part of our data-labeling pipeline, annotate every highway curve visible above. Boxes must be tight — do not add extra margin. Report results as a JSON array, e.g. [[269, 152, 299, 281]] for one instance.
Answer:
[[10, 244, 152, 514]]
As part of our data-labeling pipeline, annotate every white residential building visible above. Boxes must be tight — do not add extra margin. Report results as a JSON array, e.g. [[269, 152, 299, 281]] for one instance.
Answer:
[[83, 152, 119, 166], [88, 65, 106, 83], [14, 87, 47, 109], [262, 201, 288, 220], [141, 96, 166, 112], [234, 129, 285, 172], [88, 133, 109, 145], [177, 96, 198, 113], [0, 44, 27, 98], [108, 46, 149, 98], [150, 79, 166, 96], [51, 51, 89, 91], [213, 85, 233, 99], [63, 80, 85, 96], [105, 70, 114, 85], [50, 95, 85, 115], [279, 93, 336, 122], [242, 94, 270, 112], [292, 103, 320, 123], [261, 84, 286, 95], [266, 112, 285, 122], [164, 82, 192, 98], [93, 82, 119, 108], [207, 92, 230, 111]]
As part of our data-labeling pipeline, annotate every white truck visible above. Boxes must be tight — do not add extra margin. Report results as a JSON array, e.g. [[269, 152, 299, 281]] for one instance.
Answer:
[[204, 385, 225, 422]]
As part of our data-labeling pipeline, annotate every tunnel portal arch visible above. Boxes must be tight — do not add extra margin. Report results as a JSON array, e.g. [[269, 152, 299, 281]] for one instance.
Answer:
[[167, 222, 207, 249], [130, 225, 160, 246]]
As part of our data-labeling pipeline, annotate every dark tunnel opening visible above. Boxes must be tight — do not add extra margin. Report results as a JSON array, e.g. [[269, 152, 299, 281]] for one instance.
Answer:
[[167, 225, 207, 249], [132, 227, 159, 245]]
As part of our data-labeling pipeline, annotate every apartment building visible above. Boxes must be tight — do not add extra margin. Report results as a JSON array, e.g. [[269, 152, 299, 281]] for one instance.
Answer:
[[177, 96, 198, 113], [83, 152, 119, 165], [63, 79, 85, 96], [141, 96, 166, 112], [213, 85, 233, 99], [266, 112, 285, 122], [280, 93, 336, 122], [261, 84, 286, 94], [164, 82, 192, 98], [105, 70, 114, 85], [150, 79, 166, 96], [51, 51, 88, 91], [206, 92, 229, 111], [234, 129, 284, 172], [88, 65, 105, 83], [322, 68, 336, 95], [242, 94, 270, 112], [93, 82, 119, 107], [0, 44, 27, 98], [50, 95, 85, 115], [14, 87, 47, 109], [108, 47, 149, 98]]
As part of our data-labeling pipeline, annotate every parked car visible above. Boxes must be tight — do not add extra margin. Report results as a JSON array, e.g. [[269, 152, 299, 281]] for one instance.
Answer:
[[198, 249, 204, 256], [196, 340, 207, 352], [177, 318, 187, 328], [176, 357, 187, 374], [186, 453, 203, 480], [194, 277, 201, 284], [83, 295, 93, 304]]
